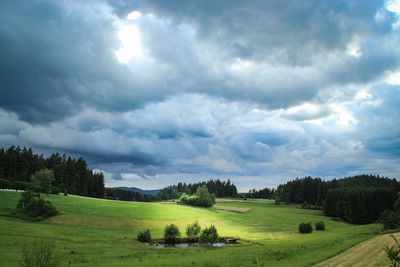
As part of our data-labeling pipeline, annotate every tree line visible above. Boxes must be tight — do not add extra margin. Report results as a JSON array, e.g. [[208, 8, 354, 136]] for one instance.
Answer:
[[271, 175, 399, 224], [323, 187, 398, 224], [275, 175, 398, 205], [0, 146, 104, 198], [156, 179, 238, 200], [246, 187, 276, 199], [104, 188, 155, 202]]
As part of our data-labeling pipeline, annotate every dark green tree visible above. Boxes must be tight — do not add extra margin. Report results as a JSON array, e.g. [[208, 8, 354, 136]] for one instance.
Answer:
[[137, 229, 152, 243], [186, 221, 201, 241], [164, 224, 181, 244], [30, 169, 54, 195], [199, 225, 218, 246]]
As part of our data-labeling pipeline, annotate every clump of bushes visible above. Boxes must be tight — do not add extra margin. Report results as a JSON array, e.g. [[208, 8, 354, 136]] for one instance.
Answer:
[[161, 222, 220, 246], [22, 238, 58, 267], [15, 191, 57, 221], [13, 169, 58, 221], [315, 221, 325, 231], [199, 225, 219, 246], [137, 229, 152, 243], [178, 185, 216, 208], [298, 222, 313, 234], [164, 224, 181, 244]]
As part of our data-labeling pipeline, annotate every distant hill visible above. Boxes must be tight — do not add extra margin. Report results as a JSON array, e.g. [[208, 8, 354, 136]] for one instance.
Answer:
[[112, 187, 160, 196]]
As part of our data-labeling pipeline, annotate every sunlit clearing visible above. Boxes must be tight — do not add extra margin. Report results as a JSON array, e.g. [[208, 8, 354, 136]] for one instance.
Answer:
[[127, 10, 142, 20], [115, 24, 142, 64]]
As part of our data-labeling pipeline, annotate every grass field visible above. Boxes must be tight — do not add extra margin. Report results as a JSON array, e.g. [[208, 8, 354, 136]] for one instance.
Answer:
[[0, 191, 384, 266], [315, 232, 400, 267]]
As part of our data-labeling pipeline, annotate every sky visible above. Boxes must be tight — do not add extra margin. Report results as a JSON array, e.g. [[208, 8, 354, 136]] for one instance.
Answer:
[[0, 0, 400, 191]]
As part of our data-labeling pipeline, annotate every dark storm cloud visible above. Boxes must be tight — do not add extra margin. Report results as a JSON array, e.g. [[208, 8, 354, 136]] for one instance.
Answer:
[[0, 0, 172, 123], [0, 0, 399, 189], [1, 0, 399, 124]]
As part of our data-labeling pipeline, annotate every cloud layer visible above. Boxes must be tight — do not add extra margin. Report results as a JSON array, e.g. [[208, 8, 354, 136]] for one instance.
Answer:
[[0, 0, 399, 190]]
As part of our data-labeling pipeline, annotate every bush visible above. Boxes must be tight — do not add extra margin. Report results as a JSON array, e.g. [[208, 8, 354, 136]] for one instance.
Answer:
[[384, 235, 400, 267], [199, 225, 219, 246], [15, 191, 58, 220], [164, 224, 181, 244], [137, 229, 151, 243], [186, 221, 201, 241], [22, 238, 58, 267], [315, 221, 325, 231], [298, 222, 313, 234]]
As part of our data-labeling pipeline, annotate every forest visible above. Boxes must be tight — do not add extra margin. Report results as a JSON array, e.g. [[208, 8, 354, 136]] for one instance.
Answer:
[[0, 146, 104, 198], [275, 175, 399, 224]]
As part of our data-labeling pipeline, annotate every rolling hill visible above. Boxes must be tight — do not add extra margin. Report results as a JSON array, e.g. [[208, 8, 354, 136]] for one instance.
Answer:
[[0, 191, 387, 266]]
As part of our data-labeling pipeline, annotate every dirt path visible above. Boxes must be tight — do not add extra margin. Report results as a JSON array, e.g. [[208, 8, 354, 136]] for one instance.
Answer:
[[314, 232, 400, 267]]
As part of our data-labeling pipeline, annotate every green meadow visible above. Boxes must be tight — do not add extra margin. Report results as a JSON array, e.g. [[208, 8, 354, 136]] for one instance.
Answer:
[[0, 191, 381, 267]]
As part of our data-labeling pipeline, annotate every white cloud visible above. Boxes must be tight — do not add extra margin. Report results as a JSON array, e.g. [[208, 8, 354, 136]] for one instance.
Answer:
[[346, 40, 362, 58], [115, 24, 143, 63], [127, 10, 142, 20], [386, 70, 400, 85]]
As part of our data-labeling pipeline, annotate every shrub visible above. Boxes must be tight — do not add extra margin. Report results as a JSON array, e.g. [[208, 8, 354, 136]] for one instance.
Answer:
[[164, 224, 181, 244], [298, 222, 313, 234], [186, 221, 201, 241], [137, 229, 151, 243], [199, 225, 219, 246], [384, 235, 400, 267], [315, 221, 325, 231], [22, 238, 58, 267], [15, 191, 57, 220]]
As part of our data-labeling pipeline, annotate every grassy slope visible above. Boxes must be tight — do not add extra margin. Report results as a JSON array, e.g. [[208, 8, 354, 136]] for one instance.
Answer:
[[0, 191, 382, 267], [315, 232, 400, 267]]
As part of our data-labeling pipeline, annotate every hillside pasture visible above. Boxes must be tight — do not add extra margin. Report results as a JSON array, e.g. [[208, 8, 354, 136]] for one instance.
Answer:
[[0, 191, 382, 266]]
